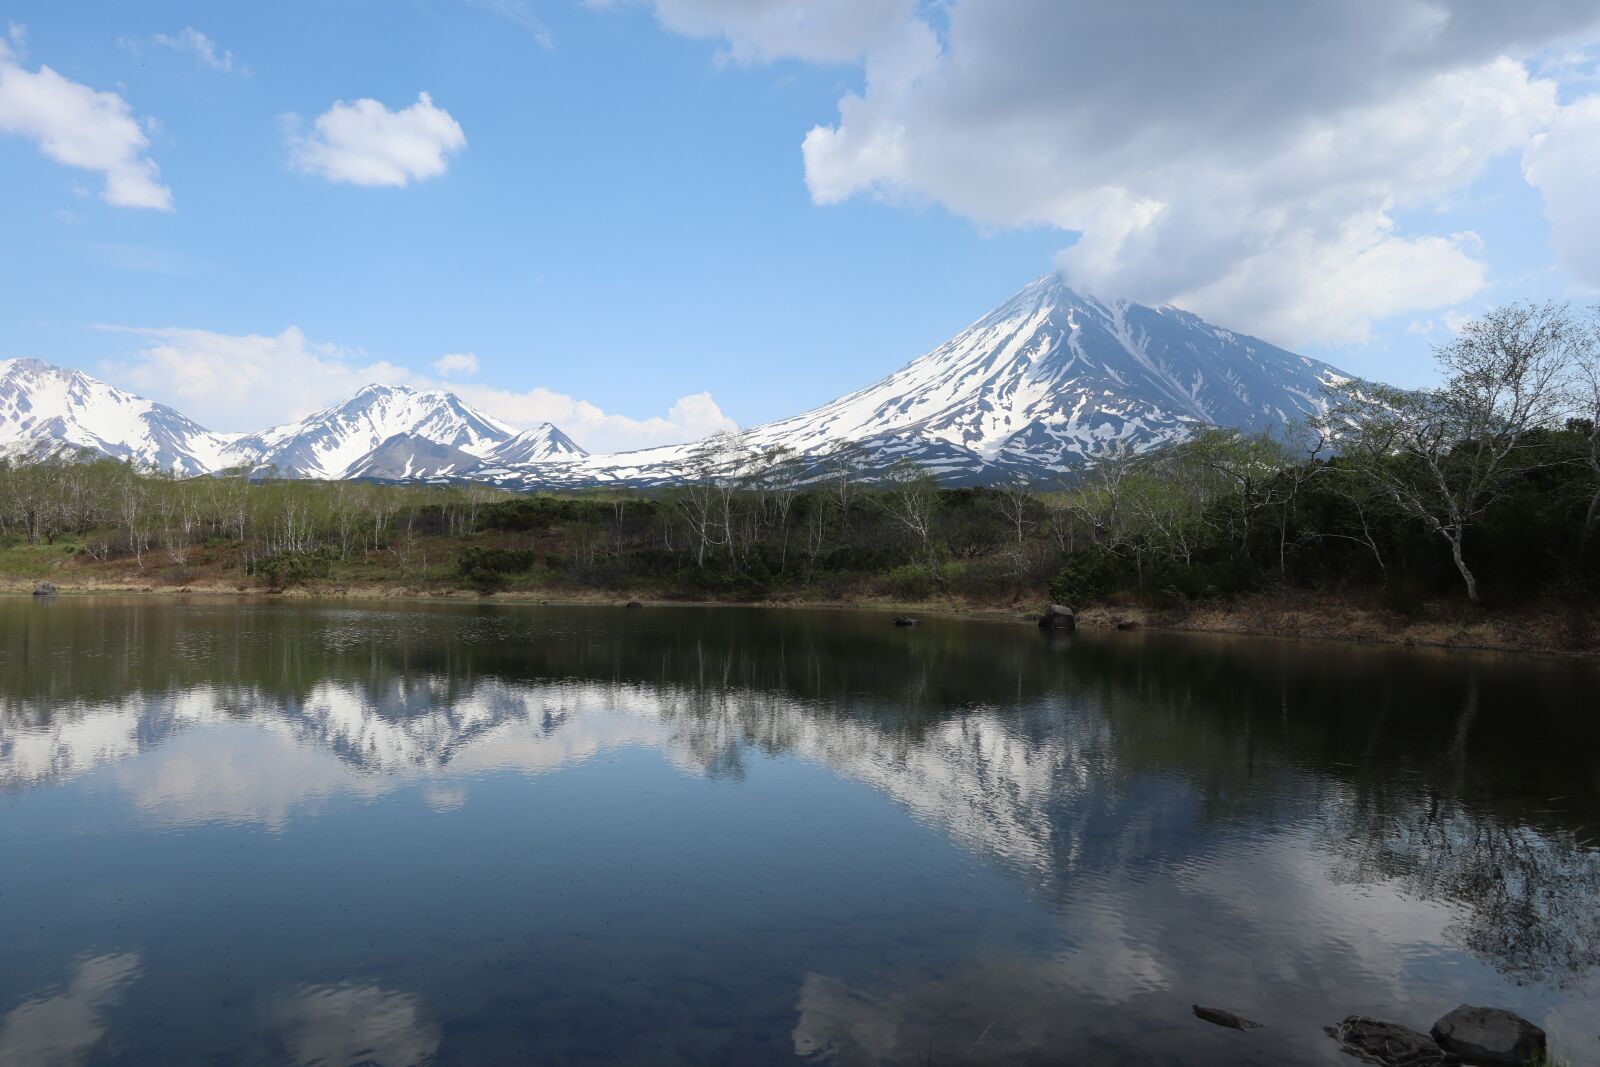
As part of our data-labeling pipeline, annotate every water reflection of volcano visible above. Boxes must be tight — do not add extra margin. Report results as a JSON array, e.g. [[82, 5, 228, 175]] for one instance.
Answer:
[[2, 600, 1598, 991]]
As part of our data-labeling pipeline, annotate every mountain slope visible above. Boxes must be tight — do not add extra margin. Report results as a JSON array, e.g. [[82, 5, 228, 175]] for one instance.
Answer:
[[481, 424, 587, 465], [345, 433, 488, 481], [0, 358, 234, 475]]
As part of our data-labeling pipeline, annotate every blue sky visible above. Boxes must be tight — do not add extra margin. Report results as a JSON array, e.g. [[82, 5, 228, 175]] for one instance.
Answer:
[[3, 1, 1598, 450]]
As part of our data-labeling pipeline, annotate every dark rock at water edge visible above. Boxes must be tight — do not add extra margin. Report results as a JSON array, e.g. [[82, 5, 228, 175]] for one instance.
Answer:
[[1116, 619, 1140, 631], [624, 601, 643, 609], [1192, 1005, 1263, 1031], [893, 616, 919, 627], [1038, 603, 1075, 630], [1324, 1016, 1459, 1065], [1430, 1006, 1545, 1067], [33, 582, 59, 597]]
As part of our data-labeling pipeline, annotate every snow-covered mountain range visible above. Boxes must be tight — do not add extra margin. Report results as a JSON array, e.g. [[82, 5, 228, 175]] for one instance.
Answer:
[[226, 384, 520, 479], [2, 275, 1354, 485], [0, 358, 585, 479]]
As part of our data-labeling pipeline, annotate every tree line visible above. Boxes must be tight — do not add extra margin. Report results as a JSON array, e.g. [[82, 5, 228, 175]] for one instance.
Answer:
[[2, 302, 1596, 609]]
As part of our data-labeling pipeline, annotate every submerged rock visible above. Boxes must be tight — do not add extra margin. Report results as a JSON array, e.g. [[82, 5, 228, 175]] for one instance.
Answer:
[[893, 616, 919, 627], [1037, 603, 1075, 630], [32, 581, 58, 597], [1324, 1016, 1459, 1066], [1430, 1005, 1545, 1067], [1192, 1005, 1263, 1031]]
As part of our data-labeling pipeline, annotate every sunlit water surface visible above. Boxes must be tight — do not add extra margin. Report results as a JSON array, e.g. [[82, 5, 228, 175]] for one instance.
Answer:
[[1, 598, 1598, 1066]]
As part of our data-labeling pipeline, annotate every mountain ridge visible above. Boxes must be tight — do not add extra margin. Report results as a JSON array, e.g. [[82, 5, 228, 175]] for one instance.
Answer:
[[1, 360, 583, 480]]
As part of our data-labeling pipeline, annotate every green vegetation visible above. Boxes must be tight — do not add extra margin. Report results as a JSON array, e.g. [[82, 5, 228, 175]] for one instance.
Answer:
[[2, 302, 1597, 643]]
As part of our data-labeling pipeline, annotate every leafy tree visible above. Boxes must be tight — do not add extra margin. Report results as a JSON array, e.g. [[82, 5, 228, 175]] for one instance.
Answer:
[[1329, 303, 1582, 601]]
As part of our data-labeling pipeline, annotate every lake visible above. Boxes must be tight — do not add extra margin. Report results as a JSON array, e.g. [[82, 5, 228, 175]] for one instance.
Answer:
[[1, 598, 1597, 1066]]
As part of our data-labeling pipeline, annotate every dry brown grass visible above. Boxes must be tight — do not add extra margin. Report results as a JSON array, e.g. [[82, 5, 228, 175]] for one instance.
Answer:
[[1078, 590, 1600, 657]]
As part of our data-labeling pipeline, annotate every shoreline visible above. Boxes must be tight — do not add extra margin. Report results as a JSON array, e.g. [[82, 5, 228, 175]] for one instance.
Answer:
[[6, 577, 1597, 660]]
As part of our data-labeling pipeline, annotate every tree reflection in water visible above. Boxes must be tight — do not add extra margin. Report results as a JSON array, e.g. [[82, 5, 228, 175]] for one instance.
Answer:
[[2, 598, 1598, 1002]]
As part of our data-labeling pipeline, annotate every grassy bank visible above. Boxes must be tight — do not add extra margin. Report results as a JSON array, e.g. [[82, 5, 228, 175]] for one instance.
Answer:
[[7, 537, 1597, 658]]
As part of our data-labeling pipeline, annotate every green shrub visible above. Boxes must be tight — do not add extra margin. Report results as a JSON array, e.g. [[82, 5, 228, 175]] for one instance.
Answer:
[[254, 549, 336, 590], [885, 563, 937, 599], [1049, 544, 1127, 606], [457, 547, 539, 590]]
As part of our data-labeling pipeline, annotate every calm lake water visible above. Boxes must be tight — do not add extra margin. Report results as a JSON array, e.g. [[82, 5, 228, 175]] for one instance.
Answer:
[[1, 598, 1598, 1066]]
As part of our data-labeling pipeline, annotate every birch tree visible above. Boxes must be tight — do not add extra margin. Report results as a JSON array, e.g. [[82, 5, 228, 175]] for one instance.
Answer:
[[1331, 302, 1579, 601]]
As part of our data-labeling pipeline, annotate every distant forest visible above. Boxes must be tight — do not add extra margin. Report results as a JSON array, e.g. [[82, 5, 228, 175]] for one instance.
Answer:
[[3, 302, 1597, 617]]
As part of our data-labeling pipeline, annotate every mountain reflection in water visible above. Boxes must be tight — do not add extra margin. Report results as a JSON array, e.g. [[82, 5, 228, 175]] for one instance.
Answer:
[[1, 598, 1597, 1066]]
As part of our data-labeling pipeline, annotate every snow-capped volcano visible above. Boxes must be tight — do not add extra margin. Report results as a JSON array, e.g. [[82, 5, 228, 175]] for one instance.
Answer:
[[482, 274, 1354, 488], [738, 274, 1348, 475], [223, 384, 517, 479], [0, 358, 234, 475]]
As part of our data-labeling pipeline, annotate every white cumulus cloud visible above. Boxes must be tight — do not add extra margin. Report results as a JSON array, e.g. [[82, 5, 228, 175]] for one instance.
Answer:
[[99, 325, 737, 453], [1523, 93, 1600, 290], [432, 352, 480, 377], [444, 381, 737, 453], [0, 35, 173, 210], [103, 326, 411, 430], [623, 0, 1600, 345], [287, 92, 465, 187]]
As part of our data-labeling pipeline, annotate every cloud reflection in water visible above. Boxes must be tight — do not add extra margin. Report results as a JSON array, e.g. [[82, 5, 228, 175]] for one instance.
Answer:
[[0, 953, 143, 1067], [275, 982, 440, 1067]]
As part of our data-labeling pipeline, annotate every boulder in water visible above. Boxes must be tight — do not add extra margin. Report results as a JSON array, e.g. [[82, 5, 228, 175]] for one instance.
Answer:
[[893, 616, 919, 627], [624, 601, 643, 609], [1430, 1006, 1545, 1067], [1324, 1016, 1458, 1065], [32, 582, 59, 597], [1192, 1005, 1263, 1031], [1037, 603, 1075, 630]]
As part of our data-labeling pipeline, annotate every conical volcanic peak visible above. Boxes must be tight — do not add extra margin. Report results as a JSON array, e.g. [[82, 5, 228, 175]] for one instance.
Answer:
[[716, 273, 1349, 477]]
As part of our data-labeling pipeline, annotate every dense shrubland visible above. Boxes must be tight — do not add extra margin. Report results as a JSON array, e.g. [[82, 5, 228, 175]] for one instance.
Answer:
[[2, 303, 1597, 630]]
